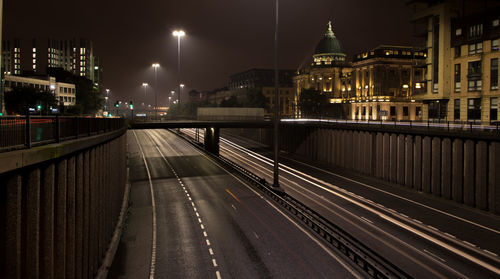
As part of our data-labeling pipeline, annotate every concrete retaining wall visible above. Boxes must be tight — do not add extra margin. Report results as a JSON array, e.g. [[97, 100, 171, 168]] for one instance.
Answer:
[[233, 127, 500, 214], [0, 129, 127, 279]]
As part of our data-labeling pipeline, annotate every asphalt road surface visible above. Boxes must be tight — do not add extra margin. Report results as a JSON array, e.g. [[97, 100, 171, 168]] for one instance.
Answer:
[[109, 129, 361, 278], [180, 128, 500, 279]]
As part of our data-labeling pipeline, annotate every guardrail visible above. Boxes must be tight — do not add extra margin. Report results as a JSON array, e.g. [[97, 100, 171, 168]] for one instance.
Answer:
[[0, 116, 124, 152], [175, 130, 410, 279], [282, 118, 500, 134]]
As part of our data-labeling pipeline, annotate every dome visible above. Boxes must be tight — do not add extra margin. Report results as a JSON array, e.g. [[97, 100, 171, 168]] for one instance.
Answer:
[[312, 21, 346, 66]]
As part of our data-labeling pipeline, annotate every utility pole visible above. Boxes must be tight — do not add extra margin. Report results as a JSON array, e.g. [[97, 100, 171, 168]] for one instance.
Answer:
[[273, 0, 282, 192]]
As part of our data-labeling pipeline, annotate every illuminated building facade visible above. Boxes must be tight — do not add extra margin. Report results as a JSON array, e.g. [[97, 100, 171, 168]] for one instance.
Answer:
[[294, 21, 352, 117], [350, 46, 426, 121], [2, 38, 100, 88], [407, 0, 500, 122]]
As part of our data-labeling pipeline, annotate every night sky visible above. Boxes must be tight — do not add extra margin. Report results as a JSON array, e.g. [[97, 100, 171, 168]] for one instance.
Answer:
[[4, 0, 414, 106]]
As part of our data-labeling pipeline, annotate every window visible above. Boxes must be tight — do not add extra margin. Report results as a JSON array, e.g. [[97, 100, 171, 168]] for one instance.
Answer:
[[492, 39, 499, 51], [454, 99, 461, 120], [492, 58, 498, 90], [469, 42, 483, 54], [468, 61, 482, 91], [469, 24, 483, 38], [403, 106, 409, 116], [455, 46, 461, 57], [491, 97, 498, 121], [362, 106, 366, 117], [60, 87, 63, 93], [64, 87, 68, 93], [369, 106, 373, 116], [455, 28, 462, 36], [390, 106, 396, 116], [493, 19, 499, 27], [467, 98, 481, 120], [454, 64, 461, 92], [416, 107, 422, 118]]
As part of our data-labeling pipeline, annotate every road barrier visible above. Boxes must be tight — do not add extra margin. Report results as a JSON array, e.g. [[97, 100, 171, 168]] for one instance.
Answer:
[[0, 119, 127, 279], [0, 116, 124, 152]]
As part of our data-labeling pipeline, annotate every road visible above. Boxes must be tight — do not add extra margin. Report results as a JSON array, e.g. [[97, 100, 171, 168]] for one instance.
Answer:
[[109, 129, 361, 278], [181, 128, 500, 278]]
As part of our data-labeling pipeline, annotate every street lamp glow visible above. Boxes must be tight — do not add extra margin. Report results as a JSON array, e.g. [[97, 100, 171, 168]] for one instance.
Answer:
[[180, 84, 185, 88], [142, 83, 149, 87], [152, 63, 160, 68], [171, 90, 175, 95], [172, 30, 185, 37]]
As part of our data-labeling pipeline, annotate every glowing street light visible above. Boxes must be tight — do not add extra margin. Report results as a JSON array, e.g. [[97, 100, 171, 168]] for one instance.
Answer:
[[152, 63, 160, 120], [172, 30, 185, 105], [142, 83, 149, 96]]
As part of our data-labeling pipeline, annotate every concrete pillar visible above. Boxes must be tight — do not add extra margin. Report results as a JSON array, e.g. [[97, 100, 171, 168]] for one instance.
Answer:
[[66, 156, 76, 278], [346, 130, 353, 169], [396, 134, 405, 185], [204, 127, 220, 155], [40, 164, 55, 278], [335, 130, 341, 166], [441, 138, 452, 199], [75, 153, 84, 279], [25, 168, 41, 278], [389, 134, 398, 183], [327, 130, 333, 164], [464, 140, 475, 206], [5, 175, 22, 279], [55, 159, 67, 278], [404, 136, 413, 188], [452, 139, 464, 203], [383, 133, 390, 180], [431, 137, 441, 196], [475, 141, 488, 210], [83, 151, 90, 279], [90, 148, 98, 275], [340, 130, 346, 168], [367, 132, 376, 175], [489, 142, 500, 214], [422, 137, 431, 193], [352, 131, 359, 171], [375, 132, 383, 178], [413, 136, 422, 191]]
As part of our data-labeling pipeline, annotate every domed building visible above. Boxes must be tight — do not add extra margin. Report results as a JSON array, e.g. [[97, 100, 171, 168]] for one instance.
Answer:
[[293, 21, 353, 117]]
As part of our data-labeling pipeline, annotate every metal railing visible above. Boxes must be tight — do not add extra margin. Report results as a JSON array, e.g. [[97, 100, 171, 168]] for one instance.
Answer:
[[175, 129, 411, 279], [0, 116, 125, 152], [282, 117, 500, 134]]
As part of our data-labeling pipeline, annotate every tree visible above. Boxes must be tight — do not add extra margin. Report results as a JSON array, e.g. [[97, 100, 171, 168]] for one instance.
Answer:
[[245, 88, 267, 108], [297, 88, 325, 117], [5, 86, 58, 115], [219, 95, 239, 107]]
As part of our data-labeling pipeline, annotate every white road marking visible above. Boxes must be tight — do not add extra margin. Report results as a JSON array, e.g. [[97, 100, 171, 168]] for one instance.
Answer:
[[361, 217, 373, 224], [231, 204, 237, 210], [424, 249, 446, 263], [216, 271, 222, 279], [198, 218, 203, 223], [209, 248, 214, 255], [206, 239, 211, 246], [253, 232, 260, 239], [132, 131, 157, 279], [203, 231, 208, 237], [212, 259, 218, 267]]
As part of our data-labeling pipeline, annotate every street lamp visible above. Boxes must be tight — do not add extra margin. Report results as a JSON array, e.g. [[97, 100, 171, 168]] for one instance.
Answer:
[[173, 30, 185, 105], [273, 0, 281, 191], [142, 83, 149, 96], [152, 63, 160, 120], [105, 89, 110, 111]]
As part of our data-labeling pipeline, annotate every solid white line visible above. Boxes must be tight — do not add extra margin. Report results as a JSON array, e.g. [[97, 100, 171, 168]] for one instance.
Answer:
[[133, 131, 157, 279]]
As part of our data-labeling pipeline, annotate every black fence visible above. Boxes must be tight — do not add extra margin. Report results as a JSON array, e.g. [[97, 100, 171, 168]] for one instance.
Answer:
[[0, 116, 125, 152]]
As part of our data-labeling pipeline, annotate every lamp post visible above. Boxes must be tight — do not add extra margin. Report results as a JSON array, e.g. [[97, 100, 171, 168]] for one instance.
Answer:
[[105, 89, 110, 112], [142, 83, 149, 96], [172, 30, 185, 105], [151, 63, 160, 120], [273, 0, 281, 191]]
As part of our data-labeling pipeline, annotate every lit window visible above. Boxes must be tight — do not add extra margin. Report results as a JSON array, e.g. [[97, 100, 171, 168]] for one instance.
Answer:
[[455, 28, 462, 36], [492, 39, 499, 51], [32, 48, 36, 52], [493, 19, 499, 27]]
